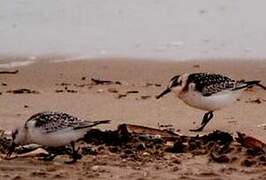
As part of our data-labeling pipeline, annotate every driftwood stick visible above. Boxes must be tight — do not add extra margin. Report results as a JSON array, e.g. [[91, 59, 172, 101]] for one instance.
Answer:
[[0, 70, 19, 74]]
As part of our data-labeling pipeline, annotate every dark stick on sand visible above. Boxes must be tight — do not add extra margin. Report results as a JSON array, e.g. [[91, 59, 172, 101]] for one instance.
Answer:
[[0, 70, 19, 74], [91, 78, 122, 85]]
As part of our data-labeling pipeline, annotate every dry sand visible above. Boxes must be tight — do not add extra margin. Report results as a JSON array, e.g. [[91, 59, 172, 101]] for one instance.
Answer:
[[0, 58, 265, 180]]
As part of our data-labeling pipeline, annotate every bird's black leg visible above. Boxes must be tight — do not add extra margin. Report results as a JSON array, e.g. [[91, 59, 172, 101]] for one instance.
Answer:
[[190, 111, 214, 132], [65, 141, 82, 164], [38, 147, 58, 161]]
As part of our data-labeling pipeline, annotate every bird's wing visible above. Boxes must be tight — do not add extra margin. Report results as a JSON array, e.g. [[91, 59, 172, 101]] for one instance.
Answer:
[[232, 80, 261, 91], [26, 112, 92, 133], [187, 73, 236, 96], [72, 120, 111, 130]]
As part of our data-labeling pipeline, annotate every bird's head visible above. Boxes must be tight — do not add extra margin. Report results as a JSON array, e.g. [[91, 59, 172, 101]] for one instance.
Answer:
[[156, 74, 189, 99], [6, 127, 27, 158]]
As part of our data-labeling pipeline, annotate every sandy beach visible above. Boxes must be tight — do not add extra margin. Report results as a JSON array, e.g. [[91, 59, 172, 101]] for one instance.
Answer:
[[0, 58, 265, 179]]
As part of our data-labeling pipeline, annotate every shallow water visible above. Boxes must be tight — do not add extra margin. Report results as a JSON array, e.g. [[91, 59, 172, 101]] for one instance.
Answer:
[[1, 0, 266, 61]]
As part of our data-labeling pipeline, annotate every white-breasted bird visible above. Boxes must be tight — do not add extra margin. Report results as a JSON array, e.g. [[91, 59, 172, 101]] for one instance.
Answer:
[[7, 111, 110, 163], [156, 73, 266, 131]]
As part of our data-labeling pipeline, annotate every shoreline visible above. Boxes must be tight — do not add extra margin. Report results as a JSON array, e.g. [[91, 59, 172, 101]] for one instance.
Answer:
[[1, 54, 266, 69]]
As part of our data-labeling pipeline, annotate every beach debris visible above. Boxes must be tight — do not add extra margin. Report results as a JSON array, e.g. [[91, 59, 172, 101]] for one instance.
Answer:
[[55, 90, 64, 93], [140, 95, 151, 100], [91, 78, 122, 85], [0, 70, 19, 74], [4, 148, 49, 160], [115, 94, 127, 99], [6, 88, 40, 94], [201, 130, 233, 145], [60, 82, 71, 86], [236, 132, 266, 153], [55, 83, 79, 93], [1, 123, 265, 167], [227, 120, 237, 124], [96, 89, 104, 93], [55, 87, 78, 93], [55, 82, 71, 86], [165, 139, 186, 153], [145, 83, 162, 87], [117, 123, 180, 141], [1, 82, 7, 86], [66, 89, 78, 93], [55, 81, 95, 92], [74, 83, 87, 88], [145, 83, 154, 87], [245, 98, 264, 104], [114, 90, 140, 99], [257, 123, 266, 130], [126, 90, 139, 94], [108, 88, 118, 93]]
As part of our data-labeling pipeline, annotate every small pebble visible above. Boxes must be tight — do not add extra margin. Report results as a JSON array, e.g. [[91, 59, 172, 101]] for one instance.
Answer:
[[96, 89, 104, 93], [143, 152, 150, 156], [91, 165, 99, 171]]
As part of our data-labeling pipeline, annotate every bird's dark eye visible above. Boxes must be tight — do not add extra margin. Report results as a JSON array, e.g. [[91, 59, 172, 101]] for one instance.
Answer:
[[169, 75, 181, 88]]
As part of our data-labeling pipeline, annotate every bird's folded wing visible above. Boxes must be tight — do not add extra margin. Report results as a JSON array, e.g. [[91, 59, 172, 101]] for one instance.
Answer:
[[73, 120, 111, 130], [187, 73, 236, 96], [200, 82, 236, 96], [43, 120, 110, 133]]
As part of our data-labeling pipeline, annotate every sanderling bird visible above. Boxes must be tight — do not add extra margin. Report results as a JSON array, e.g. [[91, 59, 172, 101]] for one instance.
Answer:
[[156, 73, 266, 131], [6, 111, 110, 163]]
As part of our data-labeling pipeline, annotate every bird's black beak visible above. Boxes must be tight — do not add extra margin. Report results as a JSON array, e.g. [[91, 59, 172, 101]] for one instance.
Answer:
[[156, 88, 171, 99], [6, 142, 16, 159]]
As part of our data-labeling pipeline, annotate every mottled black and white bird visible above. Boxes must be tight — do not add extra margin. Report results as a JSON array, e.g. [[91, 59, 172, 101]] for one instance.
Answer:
[[6, 111, 110, 163], [157, 73, 266, 131]]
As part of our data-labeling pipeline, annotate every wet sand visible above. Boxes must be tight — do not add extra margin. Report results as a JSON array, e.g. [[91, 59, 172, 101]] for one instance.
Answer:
[[0, 58, 265, 179]]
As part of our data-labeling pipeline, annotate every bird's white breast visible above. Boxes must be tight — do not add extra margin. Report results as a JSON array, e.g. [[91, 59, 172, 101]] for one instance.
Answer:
[[27, 127, 88, 147], [177, 89, 243, 111]]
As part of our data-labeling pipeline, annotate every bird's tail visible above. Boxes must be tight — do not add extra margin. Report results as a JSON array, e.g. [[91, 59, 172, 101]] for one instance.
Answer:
[[233, 80, 266, 90], [245, 80, 266, 90]]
